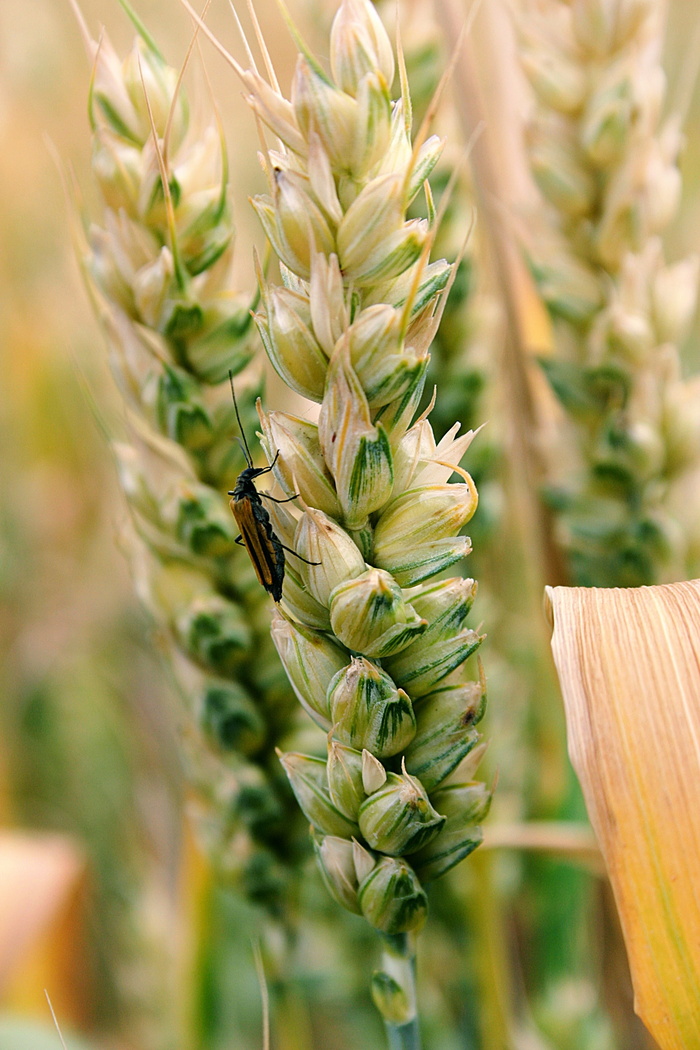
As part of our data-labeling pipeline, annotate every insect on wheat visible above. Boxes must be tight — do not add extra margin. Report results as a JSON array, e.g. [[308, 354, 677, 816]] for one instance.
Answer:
[[227, 373, 319, 602]]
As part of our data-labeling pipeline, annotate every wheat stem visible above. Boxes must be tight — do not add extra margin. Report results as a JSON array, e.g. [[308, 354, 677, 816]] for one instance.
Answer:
[[379, 935, 421, 1050]]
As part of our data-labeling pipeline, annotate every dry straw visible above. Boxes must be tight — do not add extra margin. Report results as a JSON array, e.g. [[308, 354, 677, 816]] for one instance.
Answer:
[[546, 580, 700, 1049]]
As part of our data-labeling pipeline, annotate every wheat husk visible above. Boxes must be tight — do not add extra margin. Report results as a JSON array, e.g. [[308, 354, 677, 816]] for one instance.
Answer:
[[545, 581, 700, 1049]]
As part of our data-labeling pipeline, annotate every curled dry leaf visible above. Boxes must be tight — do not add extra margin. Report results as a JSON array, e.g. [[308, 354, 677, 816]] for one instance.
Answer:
[[545, 580, 700, 1050]]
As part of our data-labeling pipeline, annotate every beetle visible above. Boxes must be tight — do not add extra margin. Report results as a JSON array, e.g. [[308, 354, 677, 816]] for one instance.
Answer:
[[227, 374, 318, 602]]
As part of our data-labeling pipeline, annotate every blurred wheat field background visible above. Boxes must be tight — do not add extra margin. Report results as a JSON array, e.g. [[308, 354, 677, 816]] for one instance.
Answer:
[[1, 0, 699, 1048]]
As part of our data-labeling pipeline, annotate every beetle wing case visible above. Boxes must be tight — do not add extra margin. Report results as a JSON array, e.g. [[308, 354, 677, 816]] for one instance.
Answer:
[[230, 492, 285, 602]]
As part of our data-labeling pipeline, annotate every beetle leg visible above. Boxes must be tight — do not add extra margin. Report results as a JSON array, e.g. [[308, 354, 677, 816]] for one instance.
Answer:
[[260, 492, 300, 504], [235, 535, 246, 546], [280, 544, 321, 566], [257, 449, 281, 475]]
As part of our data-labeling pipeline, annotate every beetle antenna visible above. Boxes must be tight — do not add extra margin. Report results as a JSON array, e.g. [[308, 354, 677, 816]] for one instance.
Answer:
[[229, 370, 253, 467]]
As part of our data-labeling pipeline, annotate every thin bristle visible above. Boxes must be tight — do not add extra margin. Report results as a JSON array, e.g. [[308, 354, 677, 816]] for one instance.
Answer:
[[66, 0, 93, 57], [395, 10, 412, 135], [45, 991, 68, 1050], [253, 111, 278, 183], [194, 36, 232, 223], [415, 127, 483, 336], [175, 0, 246, 79], [228, 0, 260, 76], [117, 0, 165, 60], [164, 0, 214, 160], [398, 132, 476, 337], [245, 0, 280, 91], [136, 54, 184, 286], [271, 0, 328, 81], [87, 31, 106, 131], [406, 0, 483, 191]]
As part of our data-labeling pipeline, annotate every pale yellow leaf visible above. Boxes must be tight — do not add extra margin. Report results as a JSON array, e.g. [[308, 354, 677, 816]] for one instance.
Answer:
[[0, 832, 85, 990], [0, 831, 87, 1025], [545, 581, 700, 1050]]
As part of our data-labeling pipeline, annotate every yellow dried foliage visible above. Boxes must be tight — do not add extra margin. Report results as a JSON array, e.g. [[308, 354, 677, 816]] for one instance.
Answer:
[[545, 581, 700, 1050], [0, 832, 87, 1024]]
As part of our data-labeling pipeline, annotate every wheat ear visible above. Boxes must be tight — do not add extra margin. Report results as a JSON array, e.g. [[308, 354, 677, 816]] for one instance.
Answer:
[[77, 8, 308, 918], [207, 1, 493, 1044], [516, 0, 700, 586]]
